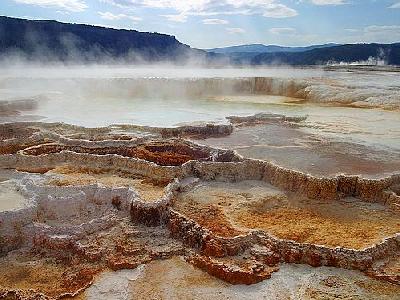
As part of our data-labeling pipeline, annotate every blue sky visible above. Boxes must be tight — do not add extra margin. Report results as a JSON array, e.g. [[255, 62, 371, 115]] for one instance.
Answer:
[[1, 0, 400, 48]]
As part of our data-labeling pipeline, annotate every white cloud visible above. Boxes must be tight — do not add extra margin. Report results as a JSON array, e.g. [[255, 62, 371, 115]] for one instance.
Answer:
[[161, 13, 187, 23], [389, 2, 400, 8], [342, 25, 400, 44], [56, 10, 70, 14], [310, 0, 346, 5], [263, 4, 297, 18], [344, 28, 359, 33], [98, 11, 142, 22], [226, 27, 245, 34], [99, 0, 126, 8], [364, 25, 400, 34], [100, 0, 298, 22], [202, 18, 229, 25], [269, 27, 296, 35], [13, 0, 87, 12]]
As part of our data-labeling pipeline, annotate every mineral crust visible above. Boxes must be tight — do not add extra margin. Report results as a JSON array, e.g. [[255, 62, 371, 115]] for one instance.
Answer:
[[0, 118, 399, 299]]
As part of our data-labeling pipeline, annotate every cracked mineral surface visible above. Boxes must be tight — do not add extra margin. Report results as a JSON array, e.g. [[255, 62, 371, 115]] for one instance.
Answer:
[[1, 67, 400, 299]]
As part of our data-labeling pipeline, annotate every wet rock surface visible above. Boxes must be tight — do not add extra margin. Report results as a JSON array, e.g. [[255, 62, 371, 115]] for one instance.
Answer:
[[193, 122, 400, 177], [0, 118, 399, 299]]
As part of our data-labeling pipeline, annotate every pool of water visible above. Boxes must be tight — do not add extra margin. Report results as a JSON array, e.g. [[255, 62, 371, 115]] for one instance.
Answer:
[[1, 67, 399, 152]]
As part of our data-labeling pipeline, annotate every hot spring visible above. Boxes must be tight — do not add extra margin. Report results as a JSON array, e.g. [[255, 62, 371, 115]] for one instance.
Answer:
[[1, 65, 399, 299]]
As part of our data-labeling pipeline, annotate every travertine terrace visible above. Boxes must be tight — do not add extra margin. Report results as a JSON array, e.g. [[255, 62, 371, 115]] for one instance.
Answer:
[[1, 117, 399, 299], [1, 67, 400, 299]]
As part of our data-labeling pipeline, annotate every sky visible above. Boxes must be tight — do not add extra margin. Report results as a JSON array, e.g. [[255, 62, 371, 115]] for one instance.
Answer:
[[1, 0, 400, 49]]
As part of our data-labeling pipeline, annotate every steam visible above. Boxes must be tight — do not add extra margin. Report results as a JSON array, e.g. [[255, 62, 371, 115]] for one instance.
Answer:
[[327, 48, 389, 66], [0, 25, 229, 67]]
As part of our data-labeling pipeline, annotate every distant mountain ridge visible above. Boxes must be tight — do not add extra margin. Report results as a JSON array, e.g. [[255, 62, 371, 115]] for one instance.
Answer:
[[0, 16, 206, 63], [0, 16, 399, 66], [251, 43, 400, 66], [206, 43, 339, 54], [206, 42, 400, 66]]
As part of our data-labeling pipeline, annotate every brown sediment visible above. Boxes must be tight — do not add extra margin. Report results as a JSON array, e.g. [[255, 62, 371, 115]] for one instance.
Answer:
[[0, 143, 41, 155], [157, 124, 233, 139], [173, 201, 243, 238], [127, 257, 233, 300], [187, 254, 279, 285], [174, 180, 400, 249], [16, 167, 54, 174], [103, 123, 233, 139], [0, 124, 38, 140], [353, 279, 400, 298], [65, 133, 135, 141], [232, 204, 400, 249], [122, 257, 400, 300], [48, 166, 167, 202], [130, 143, 211, 166], [226, 113, 307, 127], [0, 124, 49, 154], [1, 119, 400, 298], [0, 255, 101, 299], [11, 219, 185, 298], [164, 198, 400, 271], [367, 255, 400, 285], [21, 141, 213, 166]]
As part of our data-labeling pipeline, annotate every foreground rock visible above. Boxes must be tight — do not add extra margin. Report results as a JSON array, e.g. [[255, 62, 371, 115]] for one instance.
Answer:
[[0, 121, 399, 299]]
